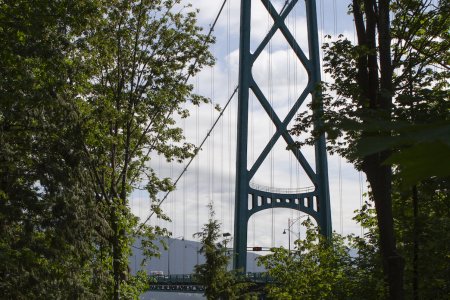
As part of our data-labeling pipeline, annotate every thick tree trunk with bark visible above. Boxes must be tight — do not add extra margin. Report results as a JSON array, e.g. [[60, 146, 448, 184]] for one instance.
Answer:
[[363, 154, 404, 299], [353, 0, 405, 298], [377, 1, 405, 297]]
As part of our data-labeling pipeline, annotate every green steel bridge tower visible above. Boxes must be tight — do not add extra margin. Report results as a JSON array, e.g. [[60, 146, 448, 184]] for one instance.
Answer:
[[233, 0, 332, 271]]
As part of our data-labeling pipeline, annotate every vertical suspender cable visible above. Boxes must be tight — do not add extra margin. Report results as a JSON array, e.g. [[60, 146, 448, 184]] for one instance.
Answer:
[[267, 5, 275, 249], [158, 155, 162, 229], [196, 78, 200, 239], [221, 0, 230, 231], [220, 90, 224, 225], [319, 0, 325, 80], [227, 0, 233, 235], [220, 11, 225, 225], [211, 50, 216, 209], [182, 173, 186, 272], [248, 1, 255, 249], [182, 119, 187, 235], [287, 6, 294, 226], [294, 1, 299, 189], [333, 0, 337, 38], [207, 61, 215, 209], [251, 86, 255, 248], [294, 3, 302, 232], [182, 106, 187, 273], [170, 161, 175, 235], [332, 0, 344, 235]]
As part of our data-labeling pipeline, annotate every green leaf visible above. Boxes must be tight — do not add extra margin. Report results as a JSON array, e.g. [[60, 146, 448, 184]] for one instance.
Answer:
[[387, 141, 450, 186]]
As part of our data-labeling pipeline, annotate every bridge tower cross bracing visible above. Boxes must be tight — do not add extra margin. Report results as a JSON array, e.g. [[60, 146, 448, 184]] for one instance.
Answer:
[[233, 0, 332, 272]]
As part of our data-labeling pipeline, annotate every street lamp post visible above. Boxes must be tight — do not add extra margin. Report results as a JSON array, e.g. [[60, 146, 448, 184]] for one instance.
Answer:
[[222, 232, 232, 250], [283, 216, 307, 253], [222, 232, 233, 270], [285, 220, 291, 254]]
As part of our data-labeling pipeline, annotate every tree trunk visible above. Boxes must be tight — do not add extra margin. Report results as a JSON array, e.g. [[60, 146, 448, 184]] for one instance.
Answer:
[[111, 118, 120, 300], [377, 1, 405, 297], [364, 154, 404, 300], [112, 212, 120, 300], [412, 185, 419, 300], [354, 0, 405, 298]]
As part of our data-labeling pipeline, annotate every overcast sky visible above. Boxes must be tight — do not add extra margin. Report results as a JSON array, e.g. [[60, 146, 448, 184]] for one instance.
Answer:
[[131, 0, 369, 261]]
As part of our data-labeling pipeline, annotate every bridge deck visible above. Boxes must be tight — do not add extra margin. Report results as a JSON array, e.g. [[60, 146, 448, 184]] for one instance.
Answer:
[[148, 272, 272, 293]]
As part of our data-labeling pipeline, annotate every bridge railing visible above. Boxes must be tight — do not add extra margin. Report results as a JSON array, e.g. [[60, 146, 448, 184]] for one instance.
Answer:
[[249, 182, 315, 194], [150, 274, 198, 284], [147, 272, 274, 294], [149, 272, 273, 284], [244, 272, 274, 283]]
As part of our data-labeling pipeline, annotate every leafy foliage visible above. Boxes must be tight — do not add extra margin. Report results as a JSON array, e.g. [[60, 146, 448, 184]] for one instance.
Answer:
[[292, 0, 449, 184], [258, 216, 385, 300], [194, 204, 254, 300], [77, 0, 213, 297], [0, 1, 109, 298], [393, 179, 450, 299], [258, 191, 450, 300], [291, 1, 448, 298], [0, 0, 213, 298]]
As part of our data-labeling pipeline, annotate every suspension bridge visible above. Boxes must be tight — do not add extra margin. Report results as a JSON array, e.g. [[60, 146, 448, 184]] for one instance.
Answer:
[[130, 0, 367, 294]]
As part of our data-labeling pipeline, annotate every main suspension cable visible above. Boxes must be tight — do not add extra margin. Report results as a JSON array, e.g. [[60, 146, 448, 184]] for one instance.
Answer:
[[137, 85, 238, 232], [135, 0, 229, 234]]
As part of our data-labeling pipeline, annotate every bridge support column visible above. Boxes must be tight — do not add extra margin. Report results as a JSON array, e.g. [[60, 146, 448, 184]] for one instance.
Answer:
[[305, 0, 332, 238], [234, 0, 251, 272]]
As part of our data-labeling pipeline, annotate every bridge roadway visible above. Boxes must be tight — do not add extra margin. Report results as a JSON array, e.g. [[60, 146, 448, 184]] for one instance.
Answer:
[[148, 272, 272, 293]]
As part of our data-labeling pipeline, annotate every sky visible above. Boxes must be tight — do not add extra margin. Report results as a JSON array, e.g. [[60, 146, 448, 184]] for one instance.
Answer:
[[130, 0, 369, 266]]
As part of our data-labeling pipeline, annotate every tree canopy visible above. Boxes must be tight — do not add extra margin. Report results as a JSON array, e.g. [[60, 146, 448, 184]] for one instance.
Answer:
[[291, 0, 449, 298], [194, 204, 254, 300], [0, 0, 213, 298], [1, 0, 448, 299]]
